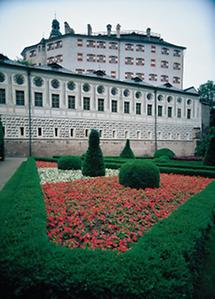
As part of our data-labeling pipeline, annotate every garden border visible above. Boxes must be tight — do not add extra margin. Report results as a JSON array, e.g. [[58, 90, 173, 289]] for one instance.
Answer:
[[0, 157, 215, 298]]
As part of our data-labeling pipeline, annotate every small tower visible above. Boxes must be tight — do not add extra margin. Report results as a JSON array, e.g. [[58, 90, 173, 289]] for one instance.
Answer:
[[49, 19, 62, 39]]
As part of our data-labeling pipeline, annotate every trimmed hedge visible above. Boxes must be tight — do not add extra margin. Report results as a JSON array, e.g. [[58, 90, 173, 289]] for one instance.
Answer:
[[82, 129, 105, 177], [154, 148, 175, 159], [0, 158, 215, 298], [159, 166, 215, 178], [58, 156, 82, 170], [120, 139, 135, 159], [119, 160, 160, 189], [204, 137, 215, 166]]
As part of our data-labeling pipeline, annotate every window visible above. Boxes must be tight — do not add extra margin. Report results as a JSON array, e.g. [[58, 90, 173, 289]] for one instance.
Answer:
[[109, 56, 118, 64], [98, 98, 104, 111], [52, 94, 60, 108], [161, 75, 169, 82], [125, 57, 134, 65], [151, 59, 156, 67], [85, 129, 89, 137], [135, 91, 142, 99], [124, 102, 130, 113], [29, 50, 36, 57], [137, 131, 141, 139], [20, 127, 24, 137], [97, 85, 105, 94], [167, 96, 173, 103], [37, 127, 42, 137], [0, 72, 5, 83], [177, 108, 181, 118], [136, 58, 144, 65], [125, 131, 129, 139], [173, 76, 181, 84], [112, 130, 116, 138], [83, 97, 90, 110], [136, 73, 144, 80], [173, 62, 181, 70], [77, 53, 83, 61], [147, 93, 153, 100], [147, 104, 152, 116], [125, 72, 133, 79], [47, 43, 54, 51], [168, 107, 172, 117], [56, 55, 63, 63], [34, 92, 43, 107], [136, 44, 144, 52], [86, 54, 96, 62], [111, 100, 117, 112], [33, 76, 43, 87], [70, 128, 74, 137], [67, 81, 76, 91], [83, 83, 90, 92], [125, 43, 134, 51], [161, 60, 169, 68], [76, 69, 85, 74], [55, 40, 62, 49], [97, 55, 106, 63], [109, 42, 118, 50], [51, 79, 60, 89], [111, 87, 118, 95], [97, 41, 106, 49], [77, 39, 83, 47], [68, 96, 75, 109], [173, 49, 181, 57], [136, 103, 141, 115], [54, 128, 59, 137], [151, 45, 156, 53], [123, 89, 130, 97], [148, 131, 152, 139], [99, 130, 102, 138], [149, 74, 157, 81], [16, 90, 25, 106], [111, 71, 116, 78], [187, 109, 191, 119], [0, 89, 6, 104], [158, 105, 163, 116], [86, 40, 96, 47], [158, 95, 163, 101], [161, 47, 169, 55]]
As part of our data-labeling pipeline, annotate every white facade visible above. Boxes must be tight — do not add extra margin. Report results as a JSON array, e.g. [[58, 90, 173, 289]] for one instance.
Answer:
[[0, 58, 200, 157], [21, 20, 185, 89]]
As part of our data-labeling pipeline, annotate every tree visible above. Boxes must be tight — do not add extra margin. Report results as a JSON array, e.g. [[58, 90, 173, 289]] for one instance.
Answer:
[[82, 129, 105, 177], [120, 139, 135, 159], [204, 137, 215, 166], [0, 118, 5, 161], [199, 80, 215, 106], [195, 127, 215, 157]]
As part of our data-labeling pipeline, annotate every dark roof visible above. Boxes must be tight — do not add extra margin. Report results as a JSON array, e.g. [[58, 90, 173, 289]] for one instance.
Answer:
[[21, 31, 185, 54], [0, 58, 198, 97]]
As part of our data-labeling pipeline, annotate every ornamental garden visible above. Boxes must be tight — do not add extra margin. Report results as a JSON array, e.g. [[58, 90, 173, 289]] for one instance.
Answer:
[[0, 127, 215, 298]]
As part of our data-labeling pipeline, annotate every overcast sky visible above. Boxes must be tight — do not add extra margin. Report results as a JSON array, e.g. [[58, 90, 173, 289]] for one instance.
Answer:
[[0, 0, 214, 89]]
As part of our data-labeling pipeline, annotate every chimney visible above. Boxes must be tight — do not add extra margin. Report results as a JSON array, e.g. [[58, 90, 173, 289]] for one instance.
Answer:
[[87, 24, 92, 36], [107, 24, 112, 37], [146, 27, 151, 37], [116, 24, 121, 38], [64, 22, 75, 34]]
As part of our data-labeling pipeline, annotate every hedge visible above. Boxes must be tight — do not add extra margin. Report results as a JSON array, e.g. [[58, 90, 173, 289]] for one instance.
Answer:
[[159, 166, 215, 178], [0, 158, 215, 298]]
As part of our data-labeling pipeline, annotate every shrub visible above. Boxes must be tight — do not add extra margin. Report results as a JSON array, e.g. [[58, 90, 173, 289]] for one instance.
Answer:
[[58, 156, 82, 170], [119, 160, 160, 189], [153, 155, 170, 163], [204, 137, 215, 166], [120, 139, 135, 158], [0, 118, 4, 161], [154, 148, 175, 159], [195, 127, 215, 157], [82, 129, 105, 177]]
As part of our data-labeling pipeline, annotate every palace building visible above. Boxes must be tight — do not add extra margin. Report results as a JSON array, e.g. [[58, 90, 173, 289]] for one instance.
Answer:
[[21, 19, 185, 88], [0, 54, 200, 157]]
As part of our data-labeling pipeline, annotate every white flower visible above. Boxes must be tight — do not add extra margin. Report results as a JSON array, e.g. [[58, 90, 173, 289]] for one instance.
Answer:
[[37, 168, 119, 184]]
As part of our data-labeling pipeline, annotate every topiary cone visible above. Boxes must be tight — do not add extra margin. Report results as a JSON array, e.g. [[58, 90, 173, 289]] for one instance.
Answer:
[[82, 129, 105, 177]]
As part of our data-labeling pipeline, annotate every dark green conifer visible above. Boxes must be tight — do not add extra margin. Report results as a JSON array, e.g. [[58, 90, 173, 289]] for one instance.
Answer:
[[0, 118, 4, 161], [82, 129, 105, 177], [204, 137, 215, 166], [120, 139, 135, 159]]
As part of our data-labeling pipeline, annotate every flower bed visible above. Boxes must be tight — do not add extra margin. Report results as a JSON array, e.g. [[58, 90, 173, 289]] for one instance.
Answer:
[[37, 163, 212, 252]]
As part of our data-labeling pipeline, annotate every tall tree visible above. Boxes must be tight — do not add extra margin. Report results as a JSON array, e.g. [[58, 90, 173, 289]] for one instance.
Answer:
[[199, 80, 215, 106], [0, 118, 5, 161]]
